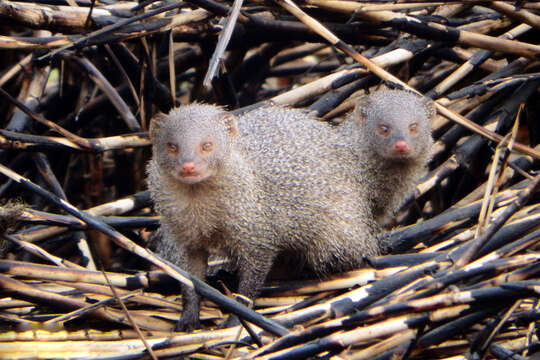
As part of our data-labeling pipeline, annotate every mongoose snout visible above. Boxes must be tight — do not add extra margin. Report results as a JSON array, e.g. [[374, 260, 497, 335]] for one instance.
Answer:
[[393, 139, 410, 153]]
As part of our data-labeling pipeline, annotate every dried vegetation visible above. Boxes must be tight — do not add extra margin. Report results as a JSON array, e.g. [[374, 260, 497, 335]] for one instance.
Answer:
[[1, 0, 540, 359]]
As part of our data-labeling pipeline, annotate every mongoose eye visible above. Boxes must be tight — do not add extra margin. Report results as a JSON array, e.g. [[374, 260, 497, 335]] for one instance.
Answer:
[[201, 141, 214, 152], [409, 123, 418, 134], [377, 124, 391, 137], [167, 143, 179, 155]]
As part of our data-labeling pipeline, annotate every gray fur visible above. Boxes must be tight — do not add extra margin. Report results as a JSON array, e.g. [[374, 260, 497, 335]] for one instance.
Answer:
[[147, 104, 265, 330], [344, 89, 434, 222], [147, 89, 433, 330], [237, 106, 381, 270]]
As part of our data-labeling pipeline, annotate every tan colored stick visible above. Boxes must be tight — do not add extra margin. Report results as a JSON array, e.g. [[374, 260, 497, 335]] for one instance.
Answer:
[[491, 1, 540, 29], [306, 0, 540, 58]]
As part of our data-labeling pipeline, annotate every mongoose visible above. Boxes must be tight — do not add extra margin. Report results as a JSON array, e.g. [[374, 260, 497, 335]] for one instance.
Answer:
[[147, 103, 381, 331], [341, 88, 435, 224]]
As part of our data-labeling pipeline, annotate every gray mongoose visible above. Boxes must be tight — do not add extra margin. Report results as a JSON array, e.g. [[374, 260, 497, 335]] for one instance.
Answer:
[[341, 88, 435, 224], [146, 103, 382, 331]]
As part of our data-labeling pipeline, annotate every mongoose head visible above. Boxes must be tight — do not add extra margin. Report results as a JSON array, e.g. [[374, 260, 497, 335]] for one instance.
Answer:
[[355, 89, 434, 162], [149, 104, 238, 184]]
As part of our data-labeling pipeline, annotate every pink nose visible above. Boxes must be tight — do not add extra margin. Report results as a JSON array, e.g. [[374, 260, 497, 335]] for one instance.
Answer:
[[181, 162, 196, 174], [394, 140, 409, 153]]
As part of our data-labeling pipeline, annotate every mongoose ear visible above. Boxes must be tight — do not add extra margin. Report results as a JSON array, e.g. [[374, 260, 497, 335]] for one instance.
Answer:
[[353, 96, 372, 123], [149, 113, 168, 140], [222, 114, 238, 137], [422, 97, 437, 119]]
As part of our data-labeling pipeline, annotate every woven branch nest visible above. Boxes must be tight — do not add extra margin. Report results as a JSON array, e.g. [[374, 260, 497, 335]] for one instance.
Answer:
[[1, 1, 540, 359]]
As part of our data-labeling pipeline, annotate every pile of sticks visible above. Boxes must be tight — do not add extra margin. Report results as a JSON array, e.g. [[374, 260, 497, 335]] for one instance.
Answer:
[[1, 1, 540, 358]]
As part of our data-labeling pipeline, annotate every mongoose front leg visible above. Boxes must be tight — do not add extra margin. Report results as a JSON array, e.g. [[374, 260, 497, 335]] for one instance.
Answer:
[[176, 245, 209, 332], [220, 251, 275, 328]]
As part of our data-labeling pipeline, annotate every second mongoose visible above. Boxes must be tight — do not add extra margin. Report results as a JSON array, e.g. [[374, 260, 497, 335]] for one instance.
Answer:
[[340, 88, 435, 224], [147, 103, 381, 331]]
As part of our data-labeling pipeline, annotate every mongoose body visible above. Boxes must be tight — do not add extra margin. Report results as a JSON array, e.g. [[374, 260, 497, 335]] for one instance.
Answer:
[[147, 103, 381, 330]]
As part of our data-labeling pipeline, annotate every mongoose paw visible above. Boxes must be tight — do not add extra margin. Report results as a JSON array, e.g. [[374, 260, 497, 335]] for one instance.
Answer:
[[174, 313, 201, 332]]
